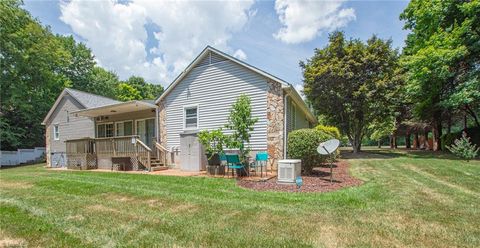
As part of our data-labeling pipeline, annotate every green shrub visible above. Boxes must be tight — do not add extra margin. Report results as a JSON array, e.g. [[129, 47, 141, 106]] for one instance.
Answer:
[[315, 125, 341, 139], [287, 129, 331, 174], [447, 133, 479, 161], [198, 129, 227, 158], [442, 127, 480, 150]]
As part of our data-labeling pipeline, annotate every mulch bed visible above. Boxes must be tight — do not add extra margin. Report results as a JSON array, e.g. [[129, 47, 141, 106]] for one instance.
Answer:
[[237, 160, 362, 193]]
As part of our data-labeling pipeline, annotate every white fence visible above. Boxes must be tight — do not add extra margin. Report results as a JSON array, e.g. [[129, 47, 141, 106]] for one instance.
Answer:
[[0, 147, 46, 167]]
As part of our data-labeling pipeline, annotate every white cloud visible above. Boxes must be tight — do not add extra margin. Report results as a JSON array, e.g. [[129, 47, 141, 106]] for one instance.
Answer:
[[273, 0, 355, 44], [59, 0, 255, 85], [233, 49, 247, 60]]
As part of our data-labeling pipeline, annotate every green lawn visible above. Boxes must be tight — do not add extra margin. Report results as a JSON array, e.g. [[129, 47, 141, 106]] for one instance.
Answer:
[[1, 150, 479, 247]]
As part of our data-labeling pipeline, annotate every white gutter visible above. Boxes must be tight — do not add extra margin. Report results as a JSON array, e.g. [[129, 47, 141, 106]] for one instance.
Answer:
[[282, 85, 317, 124]]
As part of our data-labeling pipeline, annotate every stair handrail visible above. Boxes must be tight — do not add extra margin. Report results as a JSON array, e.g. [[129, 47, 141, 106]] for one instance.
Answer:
[[154, 141, 169, 167], [135, 138, 152, 170]]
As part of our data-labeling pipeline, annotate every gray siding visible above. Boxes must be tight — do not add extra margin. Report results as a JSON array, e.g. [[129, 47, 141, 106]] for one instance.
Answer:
[[164, 59, 268, 150], [194, 51, 227, 68], [46, 95, 94, 153], [286, 96, 311, 135]]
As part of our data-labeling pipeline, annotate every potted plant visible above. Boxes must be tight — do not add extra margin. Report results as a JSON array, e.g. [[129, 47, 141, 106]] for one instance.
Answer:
[[198, 129, 227, 175]]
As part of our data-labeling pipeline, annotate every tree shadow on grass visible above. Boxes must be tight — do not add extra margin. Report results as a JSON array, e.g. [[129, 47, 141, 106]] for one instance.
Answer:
[[339, 148, 468, 161]]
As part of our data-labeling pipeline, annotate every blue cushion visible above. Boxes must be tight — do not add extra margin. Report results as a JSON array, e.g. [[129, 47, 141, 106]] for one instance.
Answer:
[[226, 154, 240, 164], [256, 152, 268, 161], [228, 165, 244, 169]]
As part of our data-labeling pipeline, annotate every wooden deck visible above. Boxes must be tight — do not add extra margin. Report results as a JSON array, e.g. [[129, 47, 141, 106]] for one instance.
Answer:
[[65, 135, 169, 171]]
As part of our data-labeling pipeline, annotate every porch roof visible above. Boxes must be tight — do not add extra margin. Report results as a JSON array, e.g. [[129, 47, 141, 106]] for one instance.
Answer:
[[72, 100, 157, 117]]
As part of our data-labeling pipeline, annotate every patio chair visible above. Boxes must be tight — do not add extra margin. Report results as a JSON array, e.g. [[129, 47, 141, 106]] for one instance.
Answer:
[[250, 152, 268, 177], [225, 154, 247, 178]]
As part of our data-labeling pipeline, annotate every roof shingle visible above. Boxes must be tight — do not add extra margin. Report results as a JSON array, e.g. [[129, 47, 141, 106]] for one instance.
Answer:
[[66, 88, 120, 108]]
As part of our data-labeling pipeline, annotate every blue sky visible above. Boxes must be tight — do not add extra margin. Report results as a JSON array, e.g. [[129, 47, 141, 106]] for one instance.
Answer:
[[23, 0, 410, 88]]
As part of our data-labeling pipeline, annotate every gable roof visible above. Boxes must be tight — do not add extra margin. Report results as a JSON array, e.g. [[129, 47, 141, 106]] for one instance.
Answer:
[[66, 88, 120, 108], [154, 45, 316, 123], [41, 88, 120, 125], [155, 46, 291, 104]]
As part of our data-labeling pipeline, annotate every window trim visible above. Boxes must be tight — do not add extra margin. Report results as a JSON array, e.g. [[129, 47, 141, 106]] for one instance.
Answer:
[[135, 118, 155, 135], [183, 104, 199, 130], [53, 125, 60, 140], [96, 122, 114, 138], [115, 120, 134, 137]]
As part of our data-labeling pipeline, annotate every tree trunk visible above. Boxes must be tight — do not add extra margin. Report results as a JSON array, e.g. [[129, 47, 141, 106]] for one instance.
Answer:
[[378, 140, 381, 148], [465, 104, 480, 128], [405, 131, 411, 149], [348, 128, 362, 153], [414, 132, 419, 149], [390, 132, 397, 149], [447, 114, 452, 134], [432, 111, 442, 151], [352, 141, 361, 153]]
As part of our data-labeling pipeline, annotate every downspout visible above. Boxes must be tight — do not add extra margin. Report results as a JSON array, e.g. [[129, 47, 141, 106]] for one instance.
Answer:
[[283, 93, 288, 159], [155, 107, 159, 143]]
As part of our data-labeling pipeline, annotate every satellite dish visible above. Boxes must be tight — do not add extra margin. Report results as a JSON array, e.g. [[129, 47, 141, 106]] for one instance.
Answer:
[[317, 139, 340, 155]]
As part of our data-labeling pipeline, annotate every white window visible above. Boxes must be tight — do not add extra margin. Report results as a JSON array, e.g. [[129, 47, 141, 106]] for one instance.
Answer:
[[53, 125, 59, 140], [184, 105, 198, 129], [97, 123, 114, 138], [116, 121, 133, 136]]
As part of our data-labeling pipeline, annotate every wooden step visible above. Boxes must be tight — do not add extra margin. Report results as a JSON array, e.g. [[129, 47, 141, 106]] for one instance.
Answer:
[[150, 166, 168, 171]]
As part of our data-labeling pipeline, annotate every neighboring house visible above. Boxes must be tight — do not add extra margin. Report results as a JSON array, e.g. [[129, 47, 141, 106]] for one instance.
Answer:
[[42, 46, 316, 171], [41, 88, 120, 167]]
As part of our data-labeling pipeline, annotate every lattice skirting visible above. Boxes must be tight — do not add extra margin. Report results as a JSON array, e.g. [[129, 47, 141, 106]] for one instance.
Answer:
[[67, 154, 97, 170]]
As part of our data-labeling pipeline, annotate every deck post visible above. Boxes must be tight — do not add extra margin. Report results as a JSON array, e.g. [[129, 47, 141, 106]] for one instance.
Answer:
[[147, 152, 151, 171], [112, 138, 116, 157]]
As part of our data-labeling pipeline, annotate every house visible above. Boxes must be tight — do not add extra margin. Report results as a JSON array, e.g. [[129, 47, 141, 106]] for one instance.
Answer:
[[43, 46, 316, 171], [41, 88, 120, 167]]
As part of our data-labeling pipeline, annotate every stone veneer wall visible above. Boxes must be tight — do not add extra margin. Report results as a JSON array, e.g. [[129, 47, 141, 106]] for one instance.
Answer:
[[158, 100, 167, 147], [266, 80, 284, 170]]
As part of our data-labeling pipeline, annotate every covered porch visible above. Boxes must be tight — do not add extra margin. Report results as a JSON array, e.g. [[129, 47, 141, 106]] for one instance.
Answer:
[[66, 100, 170, 171]]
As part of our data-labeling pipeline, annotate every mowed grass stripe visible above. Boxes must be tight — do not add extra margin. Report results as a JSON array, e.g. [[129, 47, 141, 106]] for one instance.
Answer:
[[1, 150, 479, 247]]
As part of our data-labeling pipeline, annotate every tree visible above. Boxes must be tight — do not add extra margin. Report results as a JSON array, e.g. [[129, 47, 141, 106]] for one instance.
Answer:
[[301, 32, 399, 153], [57, 35, 96, 91], [368, 117, 396, 148], [116, 83, 142, 101], [87, 67, 120, 99], [0, 0, 165, 150], [122, 76, 164, 100], [400, 0, 480, 150], [0, 0, 70, 150], [225, 94, 258, 163]]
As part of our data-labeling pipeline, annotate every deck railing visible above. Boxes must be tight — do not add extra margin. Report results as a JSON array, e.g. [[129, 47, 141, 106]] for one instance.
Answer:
[[136, 139, 151, 169], [154, 141, 170, 167], [66, 135, 153, 170]]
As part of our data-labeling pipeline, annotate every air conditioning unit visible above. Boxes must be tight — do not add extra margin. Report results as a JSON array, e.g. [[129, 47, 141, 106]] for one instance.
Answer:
[[277, 159, 302, 184]]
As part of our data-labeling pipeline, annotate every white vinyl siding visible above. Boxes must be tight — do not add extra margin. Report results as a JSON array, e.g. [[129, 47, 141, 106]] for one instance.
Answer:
[[286, 96, 310, 135], [46, 95, 95, 153], [164, 59, 268, 150]]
